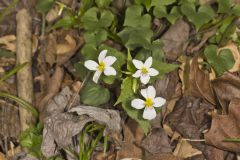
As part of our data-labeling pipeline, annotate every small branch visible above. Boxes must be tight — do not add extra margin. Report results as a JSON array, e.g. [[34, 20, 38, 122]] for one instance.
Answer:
[[182, 138, 206, 142], [16, 9, 35, 131]]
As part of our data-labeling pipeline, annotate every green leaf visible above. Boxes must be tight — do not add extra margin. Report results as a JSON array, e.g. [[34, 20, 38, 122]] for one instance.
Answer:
[[116, 77, 150, 134], [84, 29, 108, 46], [153, 5, 168, 18], [151, 0, 175, 6], [181, 4, 215, 30], [81, 7, 114, 32], [152, 60, 179, 75], [123, 5, 151, 28], [81, 44, 98, 60], [36, 0, 55, 13], [79, 0, 94, 15], [217, 0, 232, 13], [20, 124, 43, 158], [74, 62, 88, 81], [80, 82, 110, 106], [204, 45, 235, 76], [95, 0, 112, 8], [135, 0, 152, 11], [118, 27, 153, 50], [52, 14, 77, 29]]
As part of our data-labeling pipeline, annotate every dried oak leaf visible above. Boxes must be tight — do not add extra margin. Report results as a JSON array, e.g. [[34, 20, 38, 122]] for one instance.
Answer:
[[141, 128, 172, 154], [212, 72, 240, 111], [165, 97, 214, 151], [162, 19, 190, 61], [187, 56, 216, 105], [204, 99, 240, 152]]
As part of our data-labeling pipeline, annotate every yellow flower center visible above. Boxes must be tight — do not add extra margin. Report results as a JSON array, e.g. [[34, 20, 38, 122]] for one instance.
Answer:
[[141, 67, 148, 74], [145, 98, 153, 107], [98, 62, 105, 71]]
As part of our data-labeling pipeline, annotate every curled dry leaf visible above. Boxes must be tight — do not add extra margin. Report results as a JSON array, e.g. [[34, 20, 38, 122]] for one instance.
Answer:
[[141, 128, 172, 154], [41, 29, 83, 67], [212, 72, 240, 112], [205, 99, 240, 152], [162, 19, 190, 61], [187, 56, 216, 105], [70, 105, 122, 132], [0, 35, 16, 52], [41, 113, 93, 157]]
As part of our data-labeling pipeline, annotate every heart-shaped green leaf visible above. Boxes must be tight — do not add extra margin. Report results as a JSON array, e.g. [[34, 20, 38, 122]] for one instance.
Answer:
[[204, 45, 235, 76], [181, 4, 215, 30], [123, 5, 151, 28], [80, 82, 110, 106]]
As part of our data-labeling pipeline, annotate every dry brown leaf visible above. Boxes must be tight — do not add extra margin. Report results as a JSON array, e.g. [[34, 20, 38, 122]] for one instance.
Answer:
[[0, 35, 16, 52], [212, 72, 240, 112], [204, 99, 240, 152], [162, 19, 190, 61], [56, 35, 76, 55], [145, 153, 182, 160], [173, 139, 202, 158], [186, 56, 216, 105], [154, 70, 181, 100], [141, 128, 172, 154], [116, 119, 144, 160], [0, 152, 6, 160], [165, 97, 214, 151]]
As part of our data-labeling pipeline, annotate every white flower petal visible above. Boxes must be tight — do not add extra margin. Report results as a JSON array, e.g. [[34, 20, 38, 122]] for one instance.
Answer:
[[98, 50, 107, 62], [147, 86, 156, 99], [131, 99, 145, 109], [132, 59, 144, 69], [141, 88, 148, 99], [153, 97, 166, 107], [132, 70, 142, 78], [84, 60, 98, 71], [143, 107, 156, 120], [93, 70, 102, 83], [104, 66, 116, 76], [103, 56, 116, 66], [144, 57, 152, 68], [148, 68, 159, 76], [140, 74, 150, 84]]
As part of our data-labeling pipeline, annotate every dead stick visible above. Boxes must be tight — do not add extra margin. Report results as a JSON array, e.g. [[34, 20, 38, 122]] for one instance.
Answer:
[[16, 9, 35, 131]]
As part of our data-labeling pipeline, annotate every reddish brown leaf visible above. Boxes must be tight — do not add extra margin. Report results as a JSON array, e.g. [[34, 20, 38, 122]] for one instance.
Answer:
[[205, 99, 240, 152]]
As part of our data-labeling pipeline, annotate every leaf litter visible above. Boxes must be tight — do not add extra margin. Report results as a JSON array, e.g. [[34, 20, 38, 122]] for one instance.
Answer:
[[1, 0, 240, 159]]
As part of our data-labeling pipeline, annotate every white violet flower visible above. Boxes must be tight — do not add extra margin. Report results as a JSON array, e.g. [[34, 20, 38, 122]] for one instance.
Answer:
[[132, 57, 159, 84], [84, 50, 117, 83], [131, 86, 166, 120]]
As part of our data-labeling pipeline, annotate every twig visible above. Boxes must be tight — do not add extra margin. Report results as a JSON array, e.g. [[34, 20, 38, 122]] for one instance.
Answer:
[[182, 138, 206, 142], [16, 9, 35, 131]]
